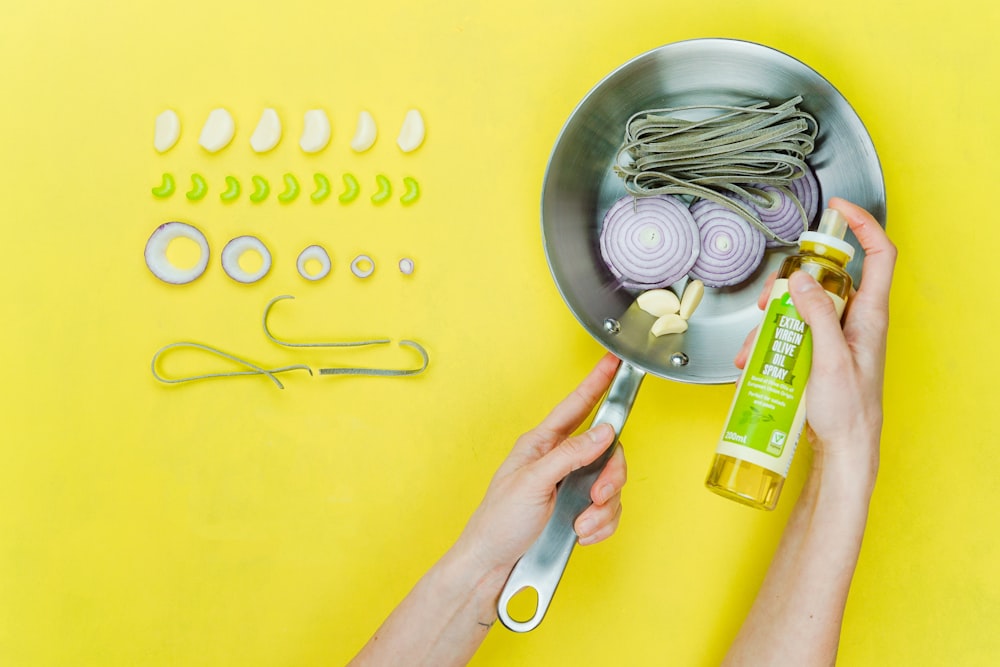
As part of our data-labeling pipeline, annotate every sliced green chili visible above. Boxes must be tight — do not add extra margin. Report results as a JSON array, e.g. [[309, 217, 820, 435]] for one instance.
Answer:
[[339, 173, 360, 203], [185, 173, 208, 201], [250, 175, 270, 203], [152, 173, 175, 198], [400, 176, 420, 205], [310, 173, 331, 202], [277, 173, 300, 203], [371, 174, 392, 205], [220, 175, 241, 203]]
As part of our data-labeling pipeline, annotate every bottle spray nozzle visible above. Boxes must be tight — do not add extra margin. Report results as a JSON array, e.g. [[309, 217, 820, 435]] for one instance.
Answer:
[[817, 208, 849, 240], [800, 208, 856, 262]]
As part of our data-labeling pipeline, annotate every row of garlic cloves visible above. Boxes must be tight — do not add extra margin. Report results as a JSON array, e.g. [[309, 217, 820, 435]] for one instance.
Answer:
[[154, 108, 425, 155]]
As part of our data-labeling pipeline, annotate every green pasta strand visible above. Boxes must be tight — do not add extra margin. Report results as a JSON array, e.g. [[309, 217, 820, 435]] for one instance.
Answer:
[[614, 97, 818, 244]]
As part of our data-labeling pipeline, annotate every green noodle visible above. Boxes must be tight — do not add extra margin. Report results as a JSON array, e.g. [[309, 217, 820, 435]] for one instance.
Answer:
[[614, 96, 817, 244]]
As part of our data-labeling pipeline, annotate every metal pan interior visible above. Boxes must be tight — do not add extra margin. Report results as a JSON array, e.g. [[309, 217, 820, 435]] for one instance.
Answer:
[[541, 38, 885, 384]]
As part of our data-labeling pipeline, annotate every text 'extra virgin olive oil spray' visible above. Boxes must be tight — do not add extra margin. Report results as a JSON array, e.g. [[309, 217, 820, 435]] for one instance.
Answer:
[[705, 208, 855, 510]]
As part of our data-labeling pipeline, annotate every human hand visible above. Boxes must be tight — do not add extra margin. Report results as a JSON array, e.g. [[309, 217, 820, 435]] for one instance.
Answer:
[[736, 197, 896, 485], [454, 353, 627, 577]]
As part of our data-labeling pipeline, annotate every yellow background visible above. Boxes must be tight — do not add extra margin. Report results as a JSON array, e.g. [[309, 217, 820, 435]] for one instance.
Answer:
[[1, 0, 997, 664]]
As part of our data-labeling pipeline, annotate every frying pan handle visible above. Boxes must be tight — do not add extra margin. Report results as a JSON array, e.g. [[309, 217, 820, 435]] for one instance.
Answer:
[[497, 361, 645, 632]]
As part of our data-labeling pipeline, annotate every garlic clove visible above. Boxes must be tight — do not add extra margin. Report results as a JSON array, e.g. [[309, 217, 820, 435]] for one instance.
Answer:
[[350, 110, 377, 152], [198, 108, 236, 153], [299, 109, 331, 153], [651, 314, 688, 337], [396, 109, 425, 153], [154, 110, 181, 153], [637, 289, 680, 317], [679, 279, 705, 320], [250, 108, 282, 153]]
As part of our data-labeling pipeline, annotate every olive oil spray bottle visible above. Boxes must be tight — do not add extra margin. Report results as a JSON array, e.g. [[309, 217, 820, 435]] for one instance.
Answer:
[[705, 208, 855, 510]]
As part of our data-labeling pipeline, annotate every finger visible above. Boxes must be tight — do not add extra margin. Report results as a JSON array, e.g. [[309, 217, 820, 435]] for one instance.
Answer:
[[757, 271, 778, 310], [576, 491, 621, 538], [529, 422, 615, 488], [590, 443, 626, 505], [577, 503, 623, 546], [828, 197, 897, 305], [734, 325, 758, 370], [535, 353, 621, 438], [788, 272, 851, 374]]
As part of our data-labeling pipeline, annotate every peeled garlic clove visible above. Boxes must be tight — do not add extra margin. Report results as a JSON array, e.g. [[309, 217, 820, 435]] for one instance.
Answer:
[[651, 314, 688, 337], [198, 108, 236, 153], [154, 110, 181, 153], [300, 109, 331, 153], [679, 279, 705, 320], [396, 109, 425, 153], [250, 108, 282, 153], [350, 110, 377, 152], [637, 289, 680, 317]]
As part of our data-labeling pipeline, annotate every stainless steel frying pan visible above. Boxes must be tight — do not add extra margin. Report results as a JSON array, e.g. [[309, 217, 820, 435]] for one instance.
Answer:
[[497, 38, 886, 632]]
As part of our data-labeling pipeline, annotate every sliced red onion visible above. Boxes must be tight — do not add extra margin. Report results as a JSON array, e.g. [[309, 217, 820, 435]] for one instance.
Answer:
[[746, 164, 820, 247], [297, 244, 331, 281], [351, 254, 375, 278], [688, 199, 766, 287], [221, 235, 272, 284], [790, 163, 820, 228], [599, 194, 700, 289], [145, 221, 210, 284]]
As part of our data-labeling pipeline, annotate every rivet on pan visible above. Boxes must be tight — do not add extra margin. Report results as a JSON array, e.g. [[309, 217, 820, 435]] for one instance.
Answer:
[[669, 352, 689, 367], [603, 318, 621, 335]]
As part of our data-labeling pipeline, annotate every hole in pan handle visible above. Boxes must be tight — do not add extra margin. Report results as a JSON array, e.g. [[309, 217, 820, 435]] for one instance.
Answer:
[[497, 361, 645, 631]]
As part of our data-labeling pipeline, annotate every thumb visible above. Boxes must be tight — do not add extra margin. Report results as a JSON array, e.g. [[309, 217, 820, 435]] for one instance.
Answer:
[[529, 423, 616, 488], [787, 271, 849, 369]]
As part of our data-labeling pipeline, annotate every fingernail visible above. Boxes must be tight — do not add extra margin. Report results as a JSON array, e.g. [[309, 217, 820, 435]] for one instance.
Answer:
[[588, 423, 613, 443], [577, 517, 596, 537], [794, 273, 819, 292]]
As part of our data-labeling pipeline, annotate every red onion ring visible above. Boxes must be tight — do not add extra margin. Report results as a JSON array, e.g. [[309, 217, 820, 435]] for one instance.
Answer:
[[297, 245, 331, 281], [688, 199, 766, 287], [599, 194, 700, 289], [221, 235, 272, 284], [790, 163, 820, 227], [746, 164, 820, 247], [144, 221, 210, 285]]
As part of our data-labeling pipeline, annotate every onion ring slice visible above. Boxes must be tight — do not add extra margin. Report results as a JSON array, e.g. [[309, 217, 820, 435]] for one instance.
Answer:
[[688, 199, 767, 287], [296, 245, 331, 281], [222, 235, 272, 284], [599, 194, 699, 289], [145, 221, 210, 285], [351, 254, 375, 279]]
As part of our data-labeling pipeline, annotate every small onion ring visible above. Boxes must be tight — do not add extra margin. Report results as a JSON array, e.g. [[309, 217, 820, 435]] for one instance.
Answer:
[[688, 200, 766, 288], [599, 194, 700, 289], [144, 221, 210, 285], [296, 245, 331, 281], [221, 235, 272, 284], [398, 258, 415, 275], [351, 254, 375, 278]]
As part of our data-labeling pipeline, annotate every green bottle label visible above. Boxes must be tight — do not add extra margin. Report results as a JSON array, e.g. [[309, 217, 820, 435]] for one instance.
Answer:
[[720, 284, 813, 470]]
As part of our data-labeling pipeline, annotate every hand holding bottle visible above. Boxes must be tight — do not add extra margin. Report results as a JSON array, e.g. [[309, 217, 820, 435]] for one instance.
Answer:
[[735, 197, 896, 488]]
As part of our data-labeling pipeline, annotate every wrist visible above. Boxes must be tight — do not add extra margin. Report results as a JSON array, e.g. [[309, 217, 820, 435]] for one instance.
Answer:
[[808, 445, 878, 506], [440, 538, 511, 622]]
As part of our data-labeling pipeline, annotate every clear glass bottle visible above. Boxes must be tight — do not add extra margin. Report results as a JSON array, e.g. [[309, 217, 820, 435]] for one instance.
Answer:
[[705, 208, 855, 510]]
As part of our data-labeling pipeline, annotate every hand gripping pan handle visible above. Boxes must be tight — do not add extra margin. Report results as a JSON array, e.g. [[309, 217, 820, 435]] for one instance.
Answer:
[[497, 361, 645, 631]]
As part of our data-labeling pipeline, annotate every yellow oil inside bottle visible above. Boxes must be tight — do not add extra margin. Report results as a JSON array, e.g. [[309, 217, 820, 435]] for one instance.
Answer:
[[705, 454, 785, 510]]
